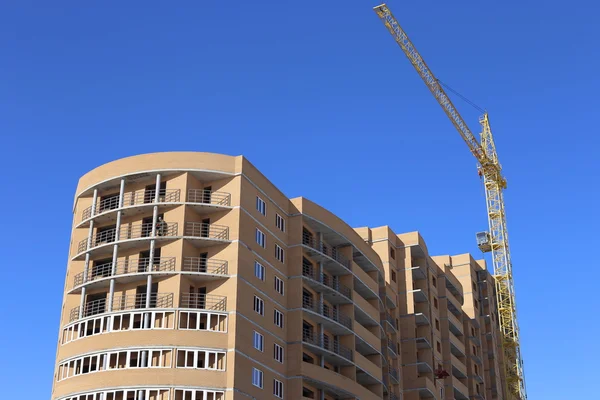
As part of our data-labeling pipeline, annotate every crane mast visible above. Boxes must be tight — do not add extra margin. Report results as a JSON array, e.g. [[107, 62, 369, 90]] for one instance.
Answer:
[[373, 4, 526, 399]]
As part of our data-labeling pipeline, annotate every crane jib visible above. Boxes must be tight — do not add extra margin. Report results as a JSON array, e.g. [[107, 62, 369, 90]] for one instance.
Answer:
[[382, 10, 488, 164]]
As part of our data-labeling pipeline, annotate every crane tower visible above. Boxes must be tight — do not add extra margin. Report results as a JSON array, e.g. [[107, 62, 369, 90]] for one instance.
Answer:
[[373, 4, 526, 399]]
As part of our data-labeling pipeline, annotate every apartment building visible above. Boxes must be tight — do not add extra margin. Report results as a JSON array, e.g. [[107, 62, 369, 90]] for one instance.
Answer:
[[52, 152, 506, 400]]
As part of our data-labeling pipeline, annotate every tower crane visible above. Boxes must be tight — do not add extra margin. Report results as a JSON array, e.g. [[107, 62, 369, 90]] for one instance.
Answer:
[[373, 4, 526, 400]]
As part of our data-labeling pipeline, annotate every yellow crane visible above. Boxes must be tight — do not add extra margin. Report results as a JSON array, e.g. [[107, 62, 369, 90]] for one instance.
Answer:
[[373, 4, 526, 400]]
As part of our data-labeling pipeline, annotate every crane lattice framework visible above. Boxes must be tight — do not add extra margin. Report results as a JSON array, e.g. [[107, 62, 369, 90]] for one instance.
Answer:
[[373, 4, 526, 400]]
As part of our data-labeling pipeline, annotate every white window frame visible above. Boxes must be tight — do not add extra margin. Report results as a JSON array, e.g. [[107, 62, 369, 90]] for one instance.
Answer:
[[256, 228, 266, 248], [274, 343, 284, 363], [275, 213, 285, 232], [274, 276, 284, 295], [274, 378, 284, 398], [254, 261, 265, 281], [274, 309, 284, 328], [252, 367, 264, 389], [275, 244, 284, 263], [256, 196, 266, 216], [254, 296, 264, 316], [253, 331, 264, 352]]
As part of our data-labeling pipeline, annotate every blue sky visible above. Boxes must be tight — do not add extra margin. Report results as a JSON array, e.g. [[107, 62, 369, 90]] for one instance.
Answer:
[[1, 1, 598, 397]]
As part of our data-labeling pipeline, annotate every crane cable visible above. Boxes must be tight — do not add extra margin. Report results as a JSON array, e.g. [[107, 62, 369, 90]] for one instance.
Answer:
[[437, 78, 486, 114]]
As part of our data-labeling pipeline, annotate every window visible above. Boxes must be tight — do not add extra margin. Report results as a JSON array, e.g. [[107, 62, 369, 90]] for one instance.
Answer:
[[274, 309, 284, 328], [432, 277, 437, 287], [253, 296, 264, 316], [274, 343, 284, 363], [256, 197, 266, 215], [275, 244, 284, 263], [274, 276, 284, 295], [435, 319, 440, 330], [253, 331, 264, 352], [252, 368, 263, 388], [176, 349, 226, 370], [474, 299, 479, 309], [391, 270, 397, 283], [437, 341, 441, 352], [275, 213, 285, 232], [390, 247, 395, 259], [472, 281, 477, 291], [434, 297, 438, 309], [256, 229, 266, 248], [254, 261, 265, 281], [273, 379, 284, 398]]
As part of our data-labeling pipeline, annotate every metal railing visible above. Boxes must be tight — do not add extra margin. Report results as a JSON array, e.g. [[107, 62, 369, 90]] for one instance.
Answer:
[[187, 189, 231, 206], [184, 222, 229, 240], [389, 367, 399, 382], [302, 297, 352, 329], [179, 293, 227, 311], [387, 341, 397, 356], [77, 222, 179, 253], [82, 189, 181, 220], [384, 312, 396, 330], [69, 292, 174, 322], [73, 257, 176, 287], [302, 327, 353, 361], [182, 257, 228, 275], [302, 264, 351, 299], [302, 232, 351, 268], [390, 393, 400, 400]]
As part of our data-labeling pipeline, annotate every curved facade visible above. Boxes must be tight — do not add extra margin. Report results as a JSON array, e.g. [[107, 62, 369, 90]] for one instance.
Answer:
[[53, 152, 507, 400]]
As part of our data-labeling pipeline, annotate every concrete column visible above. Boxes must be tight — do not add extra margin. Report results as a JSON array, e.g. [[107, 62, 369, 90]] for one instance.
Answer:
[[108, 179, 126, 312], [144, 174, 161, 329], [79, 189, 98, 318]]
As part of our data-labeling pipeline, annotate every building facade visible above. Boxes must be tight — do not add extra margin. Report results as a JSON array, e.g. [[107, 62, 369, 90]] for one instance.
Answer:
[[52, 152, 506, 400]]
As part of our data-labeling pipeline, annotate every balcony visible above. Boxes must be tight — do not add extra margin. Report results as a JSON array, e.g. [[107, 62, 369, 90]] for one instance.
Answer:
[[449, 331, 466, 357], [302, 328, 353, 365], [302, 297, 352, 334], [80, 189, 182, 225], [72, 257, 177, 291], [450, 353, 467, 379], [179, 293, 227, 311], [404, 376, 436, 398], [182, 257, 229, 279], [69, 292, 174, 322], [447, 310, 464, 336], [76, 222, 179, 259], [409, 264, 427, 280], [302, 232, 351, 274], [452, 378, 469, 400], [302, 264, 352, 304], [414, 313, 430, 326], [383, 312, 397, 332], [409, 289, 428, 303], [184, 222, 230, 247], [402, 336, 432, 349], [389, 367, 399, 383], [387, 341, 398, 359], [186, 189, 232, 215]]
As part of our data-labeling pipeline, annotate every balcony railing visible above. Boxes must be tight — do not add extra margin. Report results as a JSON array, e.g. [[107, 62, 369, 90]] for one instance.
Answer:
[[77, 222, 179, 253], [389, 367, 399, 382], [302, 328, 353, 361], [182, 257, 228, 275], [184, 222, 229, 240], [302, 232, 351, 269], [387, 341, 398, 357], [383, 312, 396, 331], [179, 293, 227, 311], [69, 292, 174, 322], [73, 257, 176, 287], [82, 189, 182, 220], [302, 297, 352, 329], [302, 264, 351, 299], [187, 189, 231, 206], [389, 393, 400, 400]]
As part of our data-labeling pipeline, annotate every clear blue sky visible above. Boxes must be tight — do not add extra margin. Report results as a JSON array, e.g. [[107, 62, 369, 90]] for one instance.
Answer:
[[1, 1, 597, 397]]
